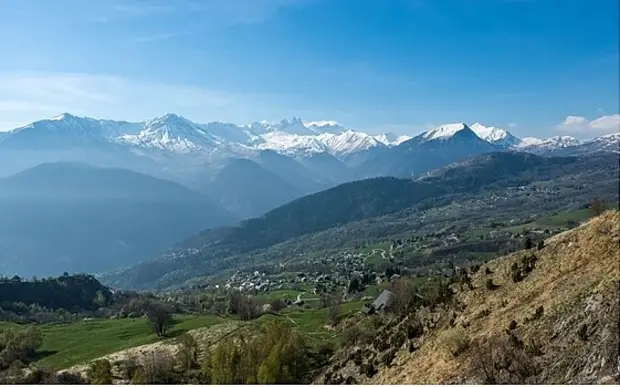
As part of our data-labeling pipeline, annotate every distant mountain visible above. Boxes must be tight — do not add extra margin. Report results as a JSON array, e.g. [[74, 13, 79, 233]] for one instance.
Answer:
[[252, 150, 329, 193], [357, 123, 500, 178], [0, 162, 235, 277], [516, 135, 582, 153], [1, 112, 617, 192], [0, 113, 139, 151], [117, 113, 236, 154], [373, 132, 412, 146], [470, 123, 520, 147], [200, 158, 304, 219], [296, 152, 353, 183], [418, 151, 587, 190], [304, 120, 347, 134], [533, 133, 619, 156]]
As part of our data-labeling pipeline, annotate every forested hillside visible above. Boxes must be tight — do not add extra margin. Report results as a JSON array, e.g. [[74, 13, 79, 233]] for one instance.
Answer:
[[102, 152, 619, 290]]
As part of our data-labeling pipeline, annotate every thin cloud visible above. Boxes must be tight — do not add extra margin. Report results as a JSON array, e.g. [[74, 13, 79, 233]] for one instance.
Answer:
[[0, 72, 305, 131], [508, 122, 518, 128], [110, 0, 309, 24], [113, 1, 177, 16], [556, 114, 620, 136], [132, 33, 176, 43], [0, 72, 238, 130]]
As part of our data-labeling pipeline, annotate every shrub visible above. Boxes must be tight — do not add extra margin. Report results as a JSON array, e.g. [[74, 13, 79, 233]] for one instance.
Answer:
[[536, 240, 544, 251], [269, 299, 287, 313], [533, 306, 544, 320], [589, 198, 607, 217], [486, 279, 498, 290], [577, 324, 588, 341], [440, 327, 470, 358], [327, 296, 341, 326], [87, 359, 113, 385], [524, 337, 544, 356], [360, 362, 377, 378], [130, 368, 149, 384], [508, 320, 517, 330], [469, 333, 539, 384], [406, 321, 424, 339], [381, 349, 397, 367], [178, 333, 199, 372]]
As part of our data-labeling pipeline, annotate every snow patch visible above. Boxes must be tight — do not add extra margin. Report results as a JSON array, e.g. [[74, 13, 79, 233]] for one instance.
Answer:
[[422, 123, 469, 141]]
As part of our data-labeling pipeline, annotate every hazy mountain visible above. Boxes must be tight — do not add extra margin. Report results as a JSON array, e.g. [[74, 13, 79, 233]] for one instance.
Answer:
[[0, 162, 235, 277], [296, 152, 353, 184], [252, 150, 329, 194], [200, 158, 304, 219]]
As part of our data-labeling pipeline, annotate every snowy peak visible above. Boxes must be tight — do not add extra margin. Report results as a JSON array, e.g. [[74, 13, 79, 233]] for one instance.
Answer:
[[422, 123, 471, 141], [317, 130, 385, 157], [120, 113, 221, 153], [50, 112, 77, 121], [247, 117, 315, 136], [546, 136, 582, 148], [373, 132, 412, 146], [516, 135, 581, 150], [5, 113, 618, 162], [304, 120, 346, 134], [258, 131, 328, 156], [470, 123, 519, 146]]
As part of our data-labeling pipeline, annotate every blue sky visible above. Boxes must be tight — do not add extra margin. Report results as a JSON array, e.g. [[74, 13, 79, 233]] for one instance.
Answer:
[[0, 0, 618, 137]]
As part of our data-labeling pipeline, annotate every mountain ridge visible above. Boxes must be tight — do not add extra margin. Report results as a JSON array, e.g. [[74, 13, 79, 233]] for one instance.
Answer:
[[2, 113, 617, 164]]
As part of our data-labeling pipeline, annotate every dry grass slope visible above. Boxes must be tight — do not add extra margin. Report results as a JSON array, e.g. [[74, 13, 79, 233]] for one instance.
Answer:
[[373, 210, 619, 384]]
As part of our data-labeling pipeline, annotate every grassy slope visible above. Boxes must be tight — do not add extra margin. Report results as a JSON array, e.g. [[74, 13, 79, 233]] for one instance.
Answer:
[[0, 296, 365, 370], [0, 315, 223, 369], [374, 210, 619, 384], [505, 208, 591, 232]]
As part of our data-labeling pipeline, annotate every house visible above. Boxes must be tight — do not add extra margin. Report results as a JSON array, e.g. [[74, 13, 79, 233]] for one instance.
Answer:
[[361, 290, 394, 314]]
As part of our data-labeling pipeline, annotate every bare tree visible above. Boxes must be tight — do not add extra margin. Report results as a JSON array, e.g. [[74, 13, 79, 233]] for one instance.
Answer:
[[327, 295, 341, 326], [590, 198, 607, 217], [146, 301, 173, 337], [387, 278, 418, 315]]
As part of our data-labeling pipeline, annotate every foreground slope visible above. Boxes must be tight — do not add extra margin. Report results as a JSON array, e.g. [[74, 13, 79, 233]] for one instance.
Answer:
[[320, 211, 620, 384]]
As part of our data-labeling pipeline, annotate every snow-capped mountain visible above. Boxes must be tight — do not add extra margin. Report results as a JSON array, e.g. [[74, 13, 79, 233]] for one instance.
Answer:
[[422, 123, 470, 142], [357, 123, 500, 178], [470, 123, 520, 147], [1, 113, 617, 176], [373, 132, 411, 146], [515, 135, 582, 152], [0, 113, 140, 150], [317, 130, 386, 157], [118, 113, 225, 153], [251, 117, 316, 136], [257, 130, 329, 156], [304, 120, 347, 134]]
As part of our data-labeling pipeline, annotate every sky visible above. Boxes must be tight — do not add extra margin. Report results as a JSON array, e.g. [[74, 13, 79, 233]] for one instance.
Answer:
[[0, 0, 618, 138]]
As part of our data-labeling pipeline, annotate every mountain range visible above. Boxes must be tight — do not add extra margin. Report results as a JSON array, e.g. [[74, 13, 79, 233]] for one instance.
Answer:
[[1, 113, 617, 177], [0, 113, 617, 278]]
